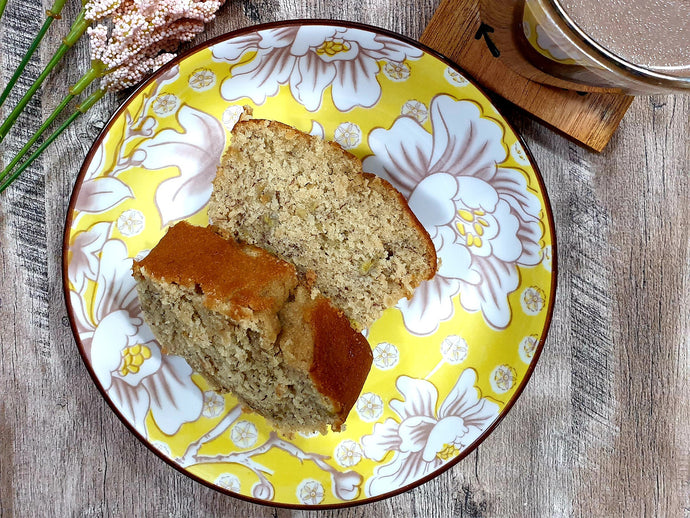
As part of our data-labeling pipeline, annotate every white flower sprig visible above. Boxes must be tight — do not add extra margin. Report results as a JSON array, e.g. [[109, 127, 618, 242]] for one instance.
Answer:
[[88, 0, 224, 90]]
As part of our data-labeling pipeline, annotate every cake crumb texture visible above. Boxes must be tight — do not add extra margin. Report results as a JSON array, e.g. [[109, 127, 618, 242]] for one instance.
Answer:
[[133, 222, 372, 433], [209, 119, 437, 330]]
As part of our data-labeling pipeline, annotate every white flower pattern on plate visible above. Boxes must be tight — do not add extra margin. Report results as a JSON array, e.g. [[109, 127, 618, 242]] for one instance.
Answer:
[[151, 440, 172, 458], [134, 105, 226, 226], [297, 479, 325, 505], [490, 364, 517, 394], [212, 26, 423, 112], [333, 122, 361, 149], [372, 342, 399, 370], [518, 335, 539, 364], [231, 420, 259, 448], [216, 473, 241, 492], [188, 68, 216, 91], [116, 209, 144, 237], [78, 237, 203, 436], [360, 370, 499, 497], [222, 104, 246, 130], [511, 140, 531, 166], [382, 60, 410, 81], [67, 222, 112, 294], [356, 393, 384, 422], [363, 95, 543, 333], [335, 439, 364, 468], [440, 335, 468, 364], [202, 390, 225, 418], [541, 245, 553, 272], [521, 286, 546, 315], [75, 177, 133, 214], [401, 100, 428, 123], [444, 66, 469, 87], [152, 93, 180, 116]]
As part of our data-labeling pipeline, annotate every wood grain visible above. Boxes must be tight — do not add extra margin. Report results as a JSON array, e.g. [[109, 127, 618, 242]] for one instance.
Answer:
[[420, 0, 634, 152], [1, 1, 688, 517]]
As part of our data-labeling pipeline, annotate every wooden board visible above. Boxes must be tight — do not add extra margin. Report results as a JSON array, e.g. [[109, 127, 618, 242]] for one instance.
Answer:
[[419, 0, 634, 152]]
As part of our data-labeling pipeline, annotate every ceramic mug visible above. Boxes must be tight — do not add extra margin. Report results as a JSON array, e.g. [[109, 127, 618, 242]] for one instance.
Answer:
[[479, 0, 690, 94]]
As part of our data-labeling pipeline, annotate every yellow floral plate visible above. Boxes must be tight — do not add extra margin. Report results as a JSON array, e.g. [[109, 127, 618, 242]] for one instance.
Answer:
[[63, 21, 556, 508]]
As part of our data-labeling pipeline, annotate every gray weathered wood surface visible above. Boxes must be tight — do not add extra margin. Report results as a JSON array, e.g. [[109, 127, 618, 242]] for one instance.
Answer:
[[1, 1, 688, 516]]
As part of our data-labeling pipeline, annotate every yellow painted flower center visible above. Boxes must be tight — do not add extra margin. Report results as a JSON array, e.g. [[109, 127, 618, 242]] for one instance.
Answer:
[[456, 208, 489, 248], [119, 344, 152, 376], [437, 443, 460, 461], [316, 39, 351, 57]]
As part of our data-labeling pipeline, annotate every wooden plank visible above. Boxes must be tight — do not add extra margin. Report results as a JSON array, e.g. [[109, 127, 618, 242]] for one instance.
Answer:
[[419, 0, 634, 151], [2, 0, 689, 516]]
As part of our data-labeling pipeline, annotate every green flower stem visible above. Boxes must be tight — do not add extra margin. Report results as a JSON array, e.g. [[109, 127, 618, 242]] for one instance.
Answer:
[[0, 65, 103, 185], [0, 93, 75, 183], [0, 0, 69, 110], [0, 88, 106, 193], [70, 62, 105, 96], [0, 6, 89, 142]]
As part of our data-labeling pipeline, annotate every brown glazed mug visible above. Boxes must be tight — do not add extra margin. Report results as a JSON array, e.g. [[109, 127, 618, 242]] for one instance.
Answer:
[[479, 0, 690, 94]]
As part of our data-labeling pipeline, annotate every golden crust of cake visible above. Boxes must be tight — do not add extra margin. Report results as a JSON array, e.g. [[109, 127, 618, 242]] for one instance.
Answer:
[[209, 119, 438, 330], [133, 221, 297, 320], [133, 222, 372, 433], [307, 297, 373, 426], [278, 286, 373, 430]]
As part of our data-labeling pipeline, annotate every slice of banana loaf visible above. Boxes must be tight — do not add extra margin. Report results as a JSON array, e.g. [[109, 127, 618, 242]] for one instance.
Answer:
[[209, 119, 437, 330], [133, 221, 372, 433]]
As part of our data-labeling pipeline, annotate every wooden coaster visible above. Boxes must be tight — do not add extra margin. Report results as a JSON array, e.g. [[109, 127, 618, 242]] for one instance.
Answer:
[[420, 0, 634, 152]]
